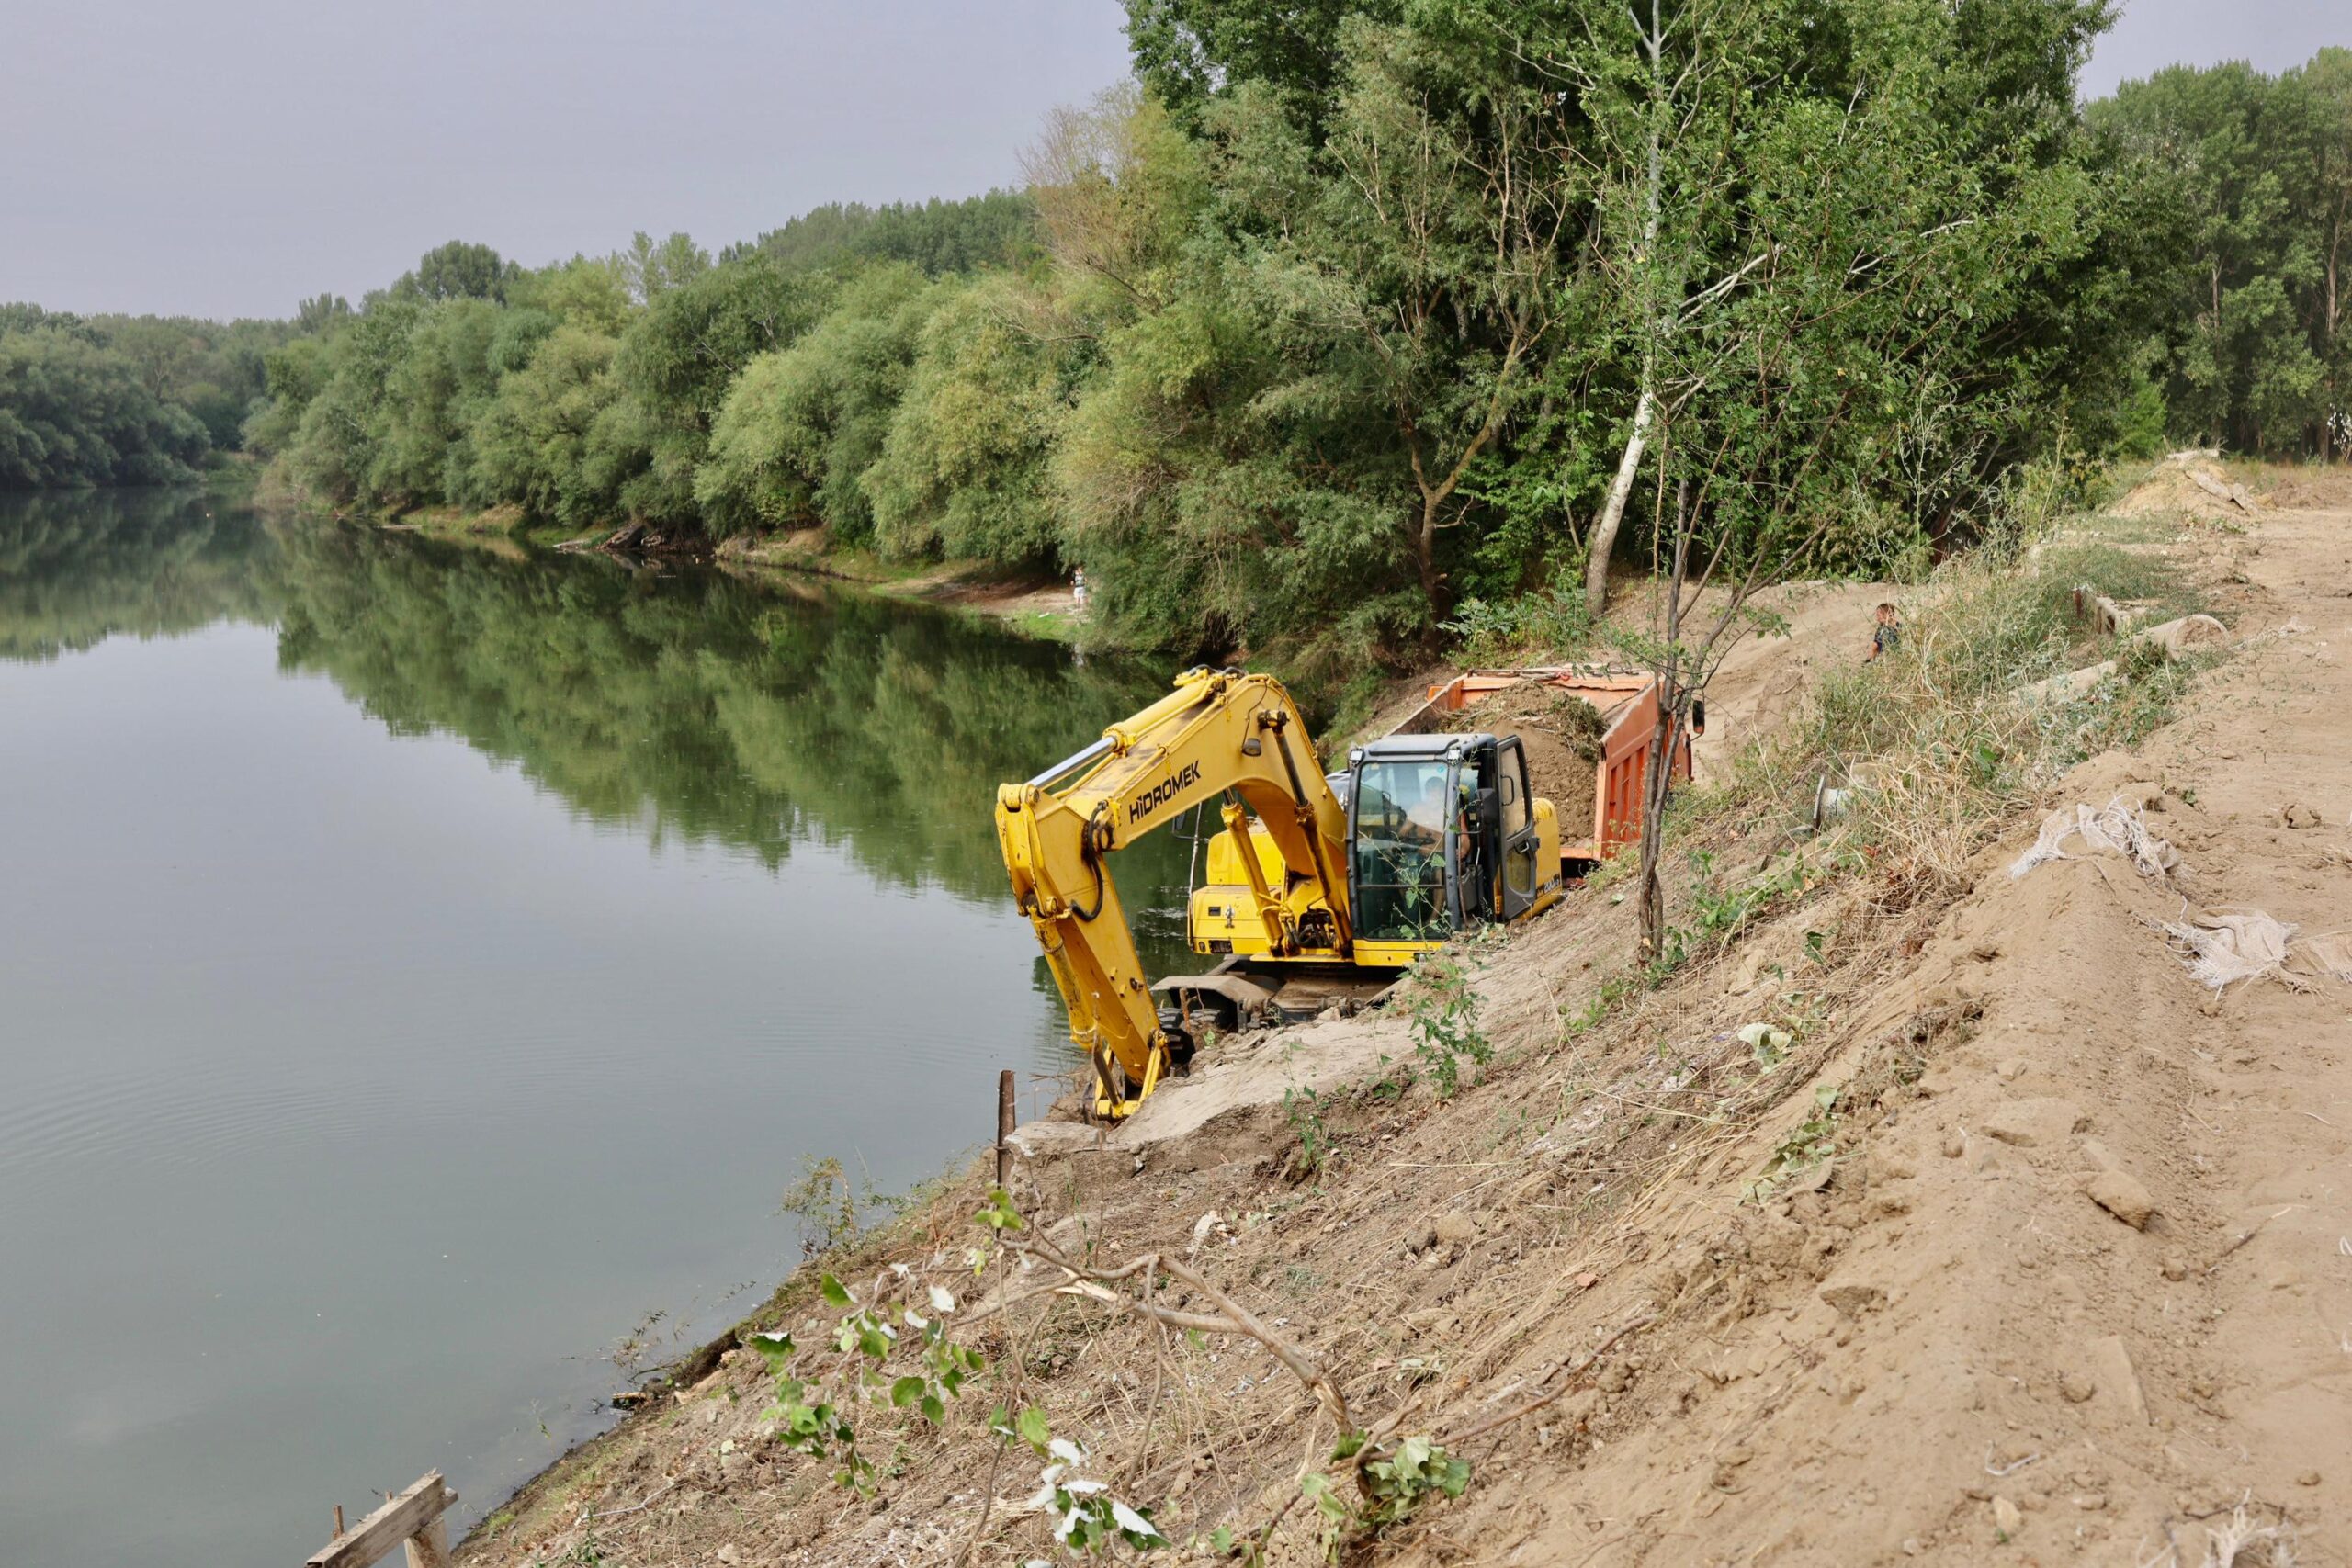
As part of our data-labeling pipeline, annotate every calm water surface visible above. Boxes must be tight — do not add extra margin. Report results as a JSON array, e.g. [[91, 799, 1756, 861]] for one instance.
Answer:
[[0, 490, 1188, 1568]]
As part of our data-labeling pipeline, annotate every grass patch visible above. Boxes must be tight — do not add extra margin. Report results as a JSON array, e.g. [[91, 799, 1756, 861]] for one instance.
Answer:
[[1685, 521, 2215, 889], [2030, 539, 2210, 653]]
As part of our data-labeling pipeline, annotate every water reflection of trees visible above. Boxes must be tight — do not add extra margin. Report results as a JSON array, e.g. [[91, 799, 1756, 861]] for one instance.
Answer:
[[264, 525, 1190, 912], [2, 498, 1191, 943], [0, 488, 271, 661]]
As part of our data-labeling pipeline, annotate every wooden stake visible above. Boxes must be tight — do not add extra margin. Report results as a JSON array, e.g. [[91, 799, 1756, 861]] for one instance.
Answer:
[[334, 1506, 345, 1540], [996, 1068, 1015, 1190]]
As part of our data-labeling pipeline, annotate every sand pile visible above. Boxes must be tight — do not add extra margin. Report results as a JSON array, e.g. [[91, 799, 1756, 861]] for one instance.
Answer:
[[2256, 466, 2352, 511], [1441, 680, 1606, 839], [2114, 449, 2261, 521]]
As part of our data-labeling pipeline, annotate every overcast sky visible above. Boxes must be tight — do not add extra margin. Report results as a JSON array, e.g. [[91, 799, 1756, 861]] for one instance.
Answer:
[[2, 1, 2343, 322]]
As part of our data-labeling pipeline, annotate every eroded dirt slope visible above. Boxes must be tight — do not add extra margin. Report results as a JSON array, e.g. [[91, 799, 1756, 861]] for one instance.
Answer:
[[1452, 505, 2352, 1565], [456, 506, 2350, 1568]]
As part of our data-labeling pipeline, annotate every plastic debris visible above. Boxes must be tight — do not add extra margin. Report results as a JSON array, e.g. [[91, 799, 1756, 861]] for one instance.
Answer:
[[2160, 908, 2299, 991], [2010, 795, 2180, 881]]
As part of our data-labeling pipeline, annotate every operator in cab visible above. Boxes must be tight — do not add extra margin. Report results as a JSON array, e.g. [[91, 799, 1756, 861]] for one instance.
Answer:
[[1406, 776, 1476, 870]]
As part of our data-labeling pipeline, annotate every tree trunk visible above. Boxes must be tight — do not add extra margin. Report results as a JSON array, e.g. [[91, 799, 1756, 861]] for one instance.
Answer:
[[1634, 692, 1679, 960], [1634, 479, 1689, 960], [1419, 493, 1442, 604], [1586, 0, 1666, 616], [1586, 380, 1653, 612]]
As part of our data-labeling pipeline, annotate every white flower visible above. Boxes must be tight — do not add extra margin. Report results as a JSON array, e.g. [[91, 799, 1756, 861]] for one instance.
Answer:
[[1047, 1437, 1085, 1464], [928, 1283, 956, 1314], [1061, 1478, 1106, 1495]]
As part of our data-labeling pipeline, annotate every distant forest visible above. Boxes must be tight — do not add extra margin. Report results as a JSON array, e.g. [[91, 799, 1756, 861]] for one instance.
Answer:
[[5, 2, 2346, 676]]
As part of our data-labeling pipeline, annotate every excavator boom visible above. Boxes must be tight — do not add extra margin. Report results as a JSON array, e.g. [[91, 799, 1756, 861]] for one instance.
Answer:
[[995, 669, 1351, 1117]]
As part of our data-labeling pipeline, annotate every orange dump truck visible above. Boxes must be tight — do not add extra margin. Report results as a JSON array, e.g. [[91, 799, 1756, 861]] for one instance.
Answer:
[[1389, 668, 1697, 874]]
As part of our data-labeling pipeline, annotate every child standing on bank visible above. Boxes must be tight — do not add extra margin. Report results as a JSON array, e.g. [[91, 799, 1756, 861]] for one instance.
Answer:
[[1864, 602, 1901, 662]]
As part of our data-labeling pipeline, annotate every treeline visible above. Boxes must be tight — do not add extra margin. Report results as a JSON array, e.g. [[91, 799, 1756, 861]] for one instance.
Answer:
[[0, 306, 293, 487], [29, 6, 2349, 680], [2094, 50, 2352, 457]]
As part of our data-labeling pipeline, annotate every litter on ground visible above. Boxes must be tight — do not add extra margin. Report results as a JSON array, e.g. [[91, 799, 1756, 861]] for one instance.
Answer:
[[2010, 795, 2180, 882], [2159, 908, 2299, 991]]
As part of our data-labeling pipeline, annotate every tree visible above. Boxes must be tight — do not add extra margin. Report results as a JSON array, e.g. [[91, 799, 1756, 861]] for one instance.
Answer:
[[614, 254, 834, 521], [2091, 51, 2347, 455], [696, 265, 941, 539], [0, 328, 209, 487], [394, 241, 522, 304], [1124, 0, 1401, 128], [620, 231, 711, 305], [1580, 0, 2109, 950], [866, 276, 1073, 562], [295, 294, 353, 334]]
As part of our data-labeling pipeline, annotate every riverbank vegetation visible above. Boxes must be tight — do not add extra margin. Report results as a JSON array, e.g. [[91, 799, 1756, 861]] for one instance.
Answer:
[[12, 8, 2347, 702], [0, 305, 294, 487]]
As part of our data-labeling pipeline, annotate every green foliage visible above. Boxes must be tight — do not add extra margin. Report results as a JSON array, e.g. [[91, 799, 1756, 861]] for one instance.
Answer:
[[779, 1156, 875, 1260], [1442, 566, 1595, 662], [62, 25, 2331, 693], [1402, 951, 1490, 1099], [696, 265, 938, 540], [1302, 1431, 1472, 1556], [1283, 1085, 1332, 1173], [2089, 48, 2352, 456], [0, 325, 210, 486], [749, 1268, 985, 1495], [1680, 850, 1814, 958], [865, 275, 1071, 562], [741, 190, 1041, 276]]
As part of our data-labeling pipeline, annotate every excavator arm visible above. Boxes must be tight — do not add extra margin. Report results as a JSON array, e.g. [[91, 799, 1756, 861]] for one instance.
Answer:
[[996, 669, 1351, 1118]]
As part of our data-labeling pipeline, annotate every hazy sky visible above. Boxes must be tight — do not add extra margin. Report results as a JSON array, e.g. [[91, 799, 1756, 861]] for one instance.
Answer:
[[2, 0, 1135, 321], [2, 0, 2342, 321]]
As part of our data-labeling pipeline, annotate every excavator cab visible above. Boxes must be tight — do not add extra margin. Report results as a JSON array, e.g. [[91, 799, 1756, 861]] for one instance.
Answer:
[[1344, 733, 1555, 967]]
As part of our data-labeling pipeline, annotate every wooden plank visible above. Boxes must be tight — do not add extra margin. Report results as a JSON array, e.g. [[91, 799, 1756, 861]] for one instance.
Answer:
[[404, 1515, 450, 1568], [306, 1473, 457, 1568]]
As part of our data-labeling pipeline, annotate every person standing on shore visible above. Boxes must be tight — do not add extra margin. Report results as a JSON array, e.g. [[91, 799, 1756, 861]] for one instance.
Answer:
[[1864, 602, 1901, 662]]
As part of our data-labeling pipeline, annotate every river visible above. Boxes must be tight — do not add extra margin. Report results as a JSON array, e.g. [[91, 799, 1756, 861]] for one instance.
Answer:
[[0, 489, 1192, 1568]]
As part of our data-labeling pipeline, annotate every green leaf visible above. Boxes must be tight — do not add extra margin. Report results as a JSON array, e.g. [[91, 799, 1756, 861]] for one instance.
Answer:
[[820, 1273, 852, 1307], [889, 1375, 925, 1408], [1015, 1405, 1050, 1450], [920, 1393, 945, 1425]]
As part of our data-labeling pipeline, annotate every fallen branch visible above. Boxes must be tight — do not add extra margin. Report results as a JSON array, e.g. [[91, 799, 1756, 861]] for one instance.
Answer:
[[1014, 1237, 1353, 1436], [1441, 1314, 1657, 1447]]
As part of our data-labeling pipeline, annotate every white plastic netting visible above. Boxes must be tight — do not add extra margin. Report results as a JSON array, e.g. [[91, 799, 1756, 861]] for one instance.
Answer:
[[2160, 908, 2300, 992], [2009, 795, 2180, 882]]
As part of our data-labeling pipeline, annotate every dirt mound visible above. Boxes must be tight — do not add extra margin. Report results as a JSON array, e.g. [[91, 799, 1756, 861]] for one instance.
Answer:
[[1691, 579, 1896, 781], [2257, 466, 2352, 511], [2116, 450, 2263, 523], [1439, 680, 1605, 837]]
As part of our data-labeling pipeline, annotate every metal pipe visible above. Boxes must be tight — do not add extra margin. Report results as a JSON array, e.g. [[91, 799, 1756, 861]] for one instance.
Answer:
[[1026, 734, 1114, 789]]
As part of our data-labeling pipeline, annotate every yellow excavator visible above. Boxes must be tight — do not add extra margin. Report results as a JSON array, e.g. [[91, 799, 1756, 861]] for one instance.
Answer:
[[996, 667, 1568, 1119]]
